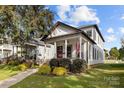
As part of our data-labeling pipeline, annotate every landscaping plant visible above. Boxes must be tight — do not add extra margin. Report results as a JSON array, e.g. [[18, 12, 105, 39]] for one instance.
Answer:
[[8, 60, 20, 66], [49, 58, 59, 72], [53, 67, 67, 76], [18, 63, 28, 71], [70, 59, 87, 73], [59, 58, 71, 69], [38, 65, 51, 75]]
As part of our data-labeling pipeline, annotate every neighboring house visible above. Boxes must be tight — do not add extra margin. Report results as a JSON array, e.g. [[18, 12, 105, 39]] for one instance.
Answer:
[[25, 38, 54, 60], [0, 21, 105, 66], [0, 37, 21, 59]]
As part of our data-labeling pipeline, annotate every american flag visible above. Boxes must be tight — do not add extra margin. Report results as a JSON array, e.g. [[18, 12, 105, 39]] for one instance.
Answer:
[[76, 41, 80, 55]]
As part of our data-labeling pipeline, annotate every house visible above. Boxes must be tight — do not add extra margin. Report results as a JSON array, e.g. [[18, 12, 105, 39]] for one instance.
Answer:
[[0, 21, 105, 66], [0, 37, 21, 59], [41, 21, 105, 66]]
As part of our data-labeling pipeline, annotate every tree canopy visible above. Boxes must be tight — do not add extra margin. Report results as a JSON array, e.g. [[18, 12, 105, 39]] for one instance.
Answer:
[[109, 47, 120, 60], [0, 5, 54, 45], [119, 37, 124, 60], [104, 49, 109, 59]]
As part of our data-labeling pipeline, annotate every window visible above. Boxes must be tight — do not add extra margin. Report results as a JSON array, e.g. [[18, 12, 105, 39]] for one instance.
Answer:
[[95, 49, 96, 60], [97, 51, 99, 60], [87, 30, 92, 37], [89, 45, 91, 59], [93, 47, 95, 60], [93, 30, 96, 41]]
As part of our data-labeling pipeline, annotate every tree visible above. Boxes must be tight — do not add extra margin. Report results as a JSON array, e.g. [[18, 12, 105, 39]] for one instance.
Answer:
[[0, 6, 16, 38], [0, 5, 54, 58], [109, 47, 120, 60], [119, 37, 124, 60], [0, 6, 17, 56], [121, 37, 124, 47], [104, 49, 109, 59], [119, 47, 124, 60], [15, 6, 54, 57]]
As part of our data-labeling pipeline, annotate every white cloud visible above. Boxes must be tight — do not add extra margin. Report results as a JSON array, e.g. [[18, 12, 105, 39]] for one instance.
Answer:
[[121, 14, 124, 20], [70, 6, 100, 24], [105, 34, 116, 43], [119, 27, 124, 33], [57, 6, 70, 21], [57, 5, 100, 25], [107, 27, 114, 33]]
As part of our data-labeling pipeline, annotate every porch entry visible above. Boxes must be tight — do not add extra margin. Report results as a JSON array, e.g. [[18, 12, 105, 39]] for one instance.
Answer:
[[57, 45, 72, 58]]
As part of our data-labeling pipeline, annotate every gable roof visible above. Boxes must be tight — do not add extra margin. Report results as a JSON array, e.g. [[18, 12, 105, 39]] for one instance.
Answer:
[[78, 24, 105, 42], [50, 21, 80, 33], [47, 21, 96, 44]]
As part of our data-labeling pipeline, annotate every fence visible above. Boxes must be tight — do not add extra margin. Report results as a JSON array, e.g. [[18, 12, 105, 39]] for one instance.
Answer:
[[104, 60, 124, 64]]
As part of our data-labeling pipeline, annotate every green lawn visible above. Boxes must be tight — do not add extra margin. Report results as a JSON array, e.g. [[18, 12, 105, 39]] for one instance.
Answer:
[[10, 63, 124, 88], [0, 64, 20, 81]]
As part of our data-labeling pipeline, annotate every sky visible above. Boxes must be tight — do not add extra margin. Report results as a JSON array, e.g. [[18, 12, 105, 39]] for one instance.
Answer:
[[47, 5, 124, 50]]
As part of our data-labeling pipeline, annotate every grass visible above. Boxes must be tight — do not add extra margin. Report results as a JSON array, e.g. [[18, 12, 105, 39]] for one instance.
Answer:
[[0, 64, 20, 81], [10, 63, 124, 88]]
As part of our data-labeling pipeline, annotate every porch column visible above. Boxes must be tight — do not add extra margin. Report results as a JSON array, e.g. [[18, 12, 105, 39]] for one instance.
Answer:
[[65, 40, 67, 58], [79, 37, 82, 59], [54, 42, 57, 58]]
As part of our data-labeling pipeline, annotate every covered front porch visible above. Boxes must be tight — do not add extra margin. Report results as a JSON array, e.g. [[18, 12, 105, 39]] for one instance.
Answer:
[[45, 33, 90, 61]]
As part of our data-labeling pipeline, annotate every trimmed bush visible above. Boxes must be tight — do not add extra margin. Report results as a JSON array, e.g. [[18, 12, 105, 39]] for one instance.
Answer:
[[71, 59, 87, 73], [59, 58, 71, 69], [53, 67, 67, 76], [18, 63, 28, 71], [49, 58, 59, 72], [38, 65, 51, 75]]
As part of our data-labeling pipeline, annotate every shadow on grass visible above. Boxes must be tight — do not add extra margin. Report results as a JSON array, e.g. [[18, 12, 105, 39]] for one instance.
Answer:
[[10, 63, 124, 88]]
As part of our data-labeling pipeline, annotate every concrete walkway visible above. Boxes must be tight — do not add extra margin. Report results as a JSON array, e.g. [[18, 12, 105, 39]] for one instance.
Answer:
[[0, 69, 37, 88]]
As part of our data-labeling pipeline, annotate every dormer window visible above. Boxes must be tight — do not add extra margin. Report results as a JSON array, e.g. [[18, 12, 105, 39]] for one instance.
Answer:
[[87, 30, 92, 37]]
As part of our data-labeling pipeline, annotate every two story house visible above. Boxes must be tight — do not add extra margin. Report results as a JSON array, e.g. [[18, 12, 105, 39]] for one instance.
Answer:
[[41, 21, 105, 66]]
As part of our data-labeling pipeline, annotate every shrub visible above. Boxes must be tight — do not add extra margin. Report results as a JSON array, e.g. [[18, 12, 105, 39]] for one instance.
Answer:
[[49, 58, 59, 72], [38, 65, 51, 75], [59, 58, 71, 69], [0, 60, 2, 64], [71, 59, 87, 73], [8, 60, 20, 66], [11, 66, 20, 71], [32, 63, 39, 68], [53, 67, 67, 76], [25, 62, 33, 68], [18, 63, 28, 71]]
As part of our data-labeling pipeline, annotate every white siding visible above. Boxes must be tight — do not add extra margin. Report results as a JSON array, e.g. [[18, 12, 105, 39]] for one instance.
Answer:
[[48, 25, 76, 38], [80, 27, 104, 49], [36, 44, 54, 60]]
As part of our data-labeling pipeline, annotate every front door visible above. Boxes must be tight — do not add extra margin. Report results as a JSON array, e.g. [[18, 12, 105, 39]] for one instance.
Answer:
[[57, 46, 63, 58], [67, 45, 72, 58]]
